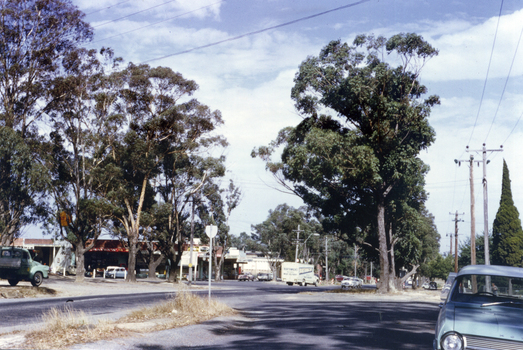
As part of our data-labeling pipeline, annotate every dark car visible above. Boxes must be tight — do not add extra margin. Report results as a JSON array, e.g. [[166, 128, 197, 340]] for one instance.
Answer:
[[0, 247, 49, 286], [238, 272, 254, 281]]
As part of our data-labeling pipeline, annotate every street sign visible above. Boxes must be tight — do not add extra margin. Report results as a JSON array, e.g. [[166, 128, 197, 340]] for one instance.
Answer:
[[205, 225, 217, 238], [204, 225, 217, 305]]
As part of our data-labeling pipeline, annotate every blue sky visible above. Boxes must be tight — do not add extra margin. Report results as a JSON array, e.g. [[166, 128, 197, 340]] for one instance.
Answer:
[[68, 0, 523, 254]]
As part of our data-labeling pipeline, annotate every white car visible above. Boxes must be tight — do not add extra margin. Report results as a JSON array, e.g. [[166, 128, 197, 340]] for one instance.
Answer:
[[341, 277, 362, 289], [105, 266, 127, 279]]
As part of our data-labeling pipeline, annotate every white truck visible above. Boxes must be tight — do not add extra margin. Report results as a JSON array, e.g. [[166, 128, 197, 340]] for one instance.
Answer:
[[281, 262, 319, 287]]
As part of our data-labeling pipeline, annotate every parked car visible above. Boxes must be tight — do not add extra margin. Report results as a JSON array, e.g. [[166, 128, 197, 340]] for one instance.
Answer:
[[335, 274, 348, 282], [434, 265, 523, 350], [341, 277, 362, 289], [0, 247, 49, 286], [257, 273, 270, 281], [423, 281, 438, 290], [105, 266, 127, 279], [238, 272, 254, 281]]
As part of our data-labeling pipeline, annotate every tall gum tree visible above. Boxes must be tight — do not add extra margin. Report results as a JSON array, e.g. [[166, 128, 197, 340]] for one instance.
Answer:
[[105, 63, 225, 283], [253, 33, 439, 293], [43, 47, 123, 282], [0, 0, 92, 244]]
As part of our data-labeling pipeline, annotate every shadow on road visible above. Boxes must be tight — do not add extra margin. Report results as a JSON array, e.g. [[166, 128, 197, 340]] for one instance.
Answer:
[[131, 300, 439, 350]]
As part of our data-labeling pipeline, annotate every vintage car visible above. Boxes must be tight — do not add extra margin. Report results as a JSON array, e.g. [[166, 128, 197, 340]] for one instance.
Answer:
[[238, 272, 254, 281], [104, 266, 127, 279], [341, 277, 362, 289], [0, 247, 49, 286], [257, 273, 271, 281], [434, 265, 523, 350]]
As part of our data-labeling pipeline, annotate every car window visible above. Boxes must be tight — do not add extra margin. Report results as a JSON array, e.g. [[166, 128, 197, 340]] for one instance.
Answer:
[[451, 274, 523, 303]]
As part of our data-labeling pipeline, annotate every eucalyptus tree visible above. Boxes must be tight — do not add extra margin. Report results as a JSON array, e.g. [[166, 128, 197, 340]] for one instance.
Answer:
[[253, 33, 439, 292], [0, 0, 92, 244], [43, 47, 123, 282], [105, 63, 226, 282], [206, 179, 242, 281], [151, 156, 226, 282], [252, 204, 321, 262], [0, 128, 48, 245]]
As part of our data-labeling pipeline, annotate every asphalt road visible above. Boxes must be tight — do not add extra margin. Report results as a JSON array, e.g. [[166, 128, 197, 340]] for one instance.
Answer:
[[0, 280, 441, 349]]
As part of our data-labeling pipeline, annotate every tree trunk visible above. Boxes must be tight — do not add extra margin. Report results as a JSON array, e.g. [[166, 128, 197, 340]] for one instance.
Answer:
[[126, 233, 138, 282], [377, 196, 392, 293], [75, 243, 86, 283], [147, 252, 163, 279], [388, 225, 397, 291]]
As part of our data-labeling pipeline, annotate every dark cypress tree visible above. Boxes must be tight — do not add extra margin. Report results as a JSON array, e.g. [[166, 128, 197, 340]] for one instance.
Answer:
[[491, 160, 523, 266]]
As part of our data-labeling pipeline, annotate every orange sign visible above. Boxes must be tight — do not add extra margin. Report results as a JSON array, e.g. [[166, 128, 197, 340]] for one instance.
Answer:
[[60, 211, 71, 227]]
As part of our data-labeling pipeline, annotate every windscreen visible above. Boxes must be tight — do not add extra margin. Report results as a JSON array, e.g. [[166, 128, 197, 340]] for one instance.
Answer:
[[451, 274, 523, 303]]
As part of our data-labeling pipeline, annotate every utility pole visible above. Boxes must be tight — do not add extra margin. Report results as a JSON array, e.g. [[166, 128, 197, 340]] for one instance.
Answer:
[[353, 244, 358, 277], [467, 144, 503, 265], [325, 236, 329, 282], [293, 225, 304, 263], [450, 212, 464, 273], [455, 155, 480, 265]]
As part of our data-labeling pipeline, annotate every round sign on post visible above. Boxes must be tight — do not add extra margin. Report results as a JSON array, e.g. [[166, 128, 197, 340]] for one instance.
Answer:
[[205, 225, 217, 238], [205, 225, 217, 305]]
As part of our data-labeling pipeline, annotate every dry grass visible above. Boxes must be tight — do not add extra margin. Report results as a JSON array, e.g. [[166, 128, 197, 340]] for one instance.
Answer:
[[0, 286, 57, 299], [24, 306, 129, 349], [326, 288, 377, 294], [120, 287, 236, 330], [22, 286, 235, 349]]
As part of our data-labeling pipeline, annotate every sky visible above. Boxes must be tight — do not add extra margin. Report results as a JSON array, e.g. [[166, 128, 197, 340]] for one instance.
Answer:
[[62, 0, 523, 254]]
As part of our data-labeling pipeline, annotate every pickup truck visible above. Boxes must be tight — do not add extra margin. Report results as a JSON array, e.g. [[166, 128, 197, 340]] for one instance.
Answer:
[[0, 247, 50, 286]]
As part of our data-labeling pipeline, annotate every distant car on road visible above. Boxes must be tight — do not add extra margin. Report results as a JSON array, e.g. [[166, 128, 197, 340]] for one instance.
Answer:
[[104, 266, 127, 279], [341, 277, 362, 289], [423, 281, 438, 290], [238, 272, 254, 281], [434, 265, 523, 350], [257, 273, 271, 281], [335, 275, 348, 282]]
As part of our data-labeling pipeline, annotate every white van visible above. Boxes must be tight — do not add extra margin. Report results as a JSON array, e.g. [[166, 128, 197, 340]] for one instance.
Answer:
[[281, 262, 319, 287]]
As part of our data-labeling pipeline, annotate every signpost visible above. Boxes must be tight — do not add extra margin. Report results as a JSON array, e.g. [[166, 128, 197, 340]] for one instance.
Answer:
[[205, 225, 217, 304]]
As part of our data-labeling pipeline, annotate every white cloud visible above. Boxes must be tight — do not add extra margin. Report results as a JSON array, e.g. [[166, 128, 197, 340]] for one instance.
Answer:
[[424, 9, 523, 81]]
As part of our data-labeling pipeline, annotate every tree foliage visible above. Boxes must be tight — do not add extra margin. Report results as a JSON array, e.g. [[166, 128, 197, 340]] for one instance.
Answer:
[[253, 33, 440, 292], [491, 160, 523, 266], [0, 0, 92, 244]]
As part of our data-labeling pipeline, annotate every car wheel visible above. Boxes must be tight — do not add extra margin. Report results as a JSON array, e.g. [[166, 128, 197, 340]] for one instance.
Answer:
[[31, 272, 43, 287], [8, 279, 19, 286]]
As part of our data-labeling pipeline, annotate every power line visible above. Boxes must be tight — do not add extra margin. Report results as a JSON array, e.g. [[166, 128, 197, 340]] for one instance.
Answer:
[[466, 0, 504, 146], [92, 0, 182, 29], [502, 109, 523, 145], [92, 1, 225, 44], [84, 0, 133, 16], [484, 20, 523, 142], [141, 0, 371, 64]]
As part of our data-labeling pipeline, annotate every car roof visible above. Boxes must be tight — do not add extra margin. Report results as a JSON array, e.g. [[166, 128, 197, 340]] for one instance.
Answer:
[[458, 265, 523, 279]]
